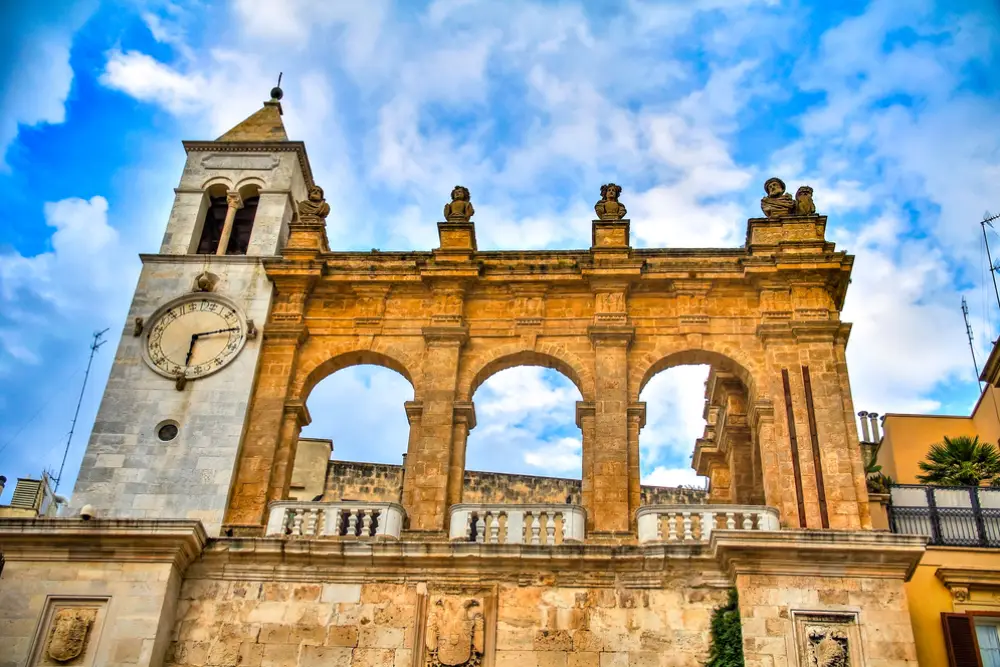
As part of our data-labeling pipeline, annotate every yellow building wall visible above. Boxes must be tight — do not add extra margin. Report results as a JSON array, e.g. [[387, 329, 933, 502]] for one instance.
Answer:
[[906, 548, 1000, 667], [880, 415, 978, 483], [971, 385, 1000, 447]]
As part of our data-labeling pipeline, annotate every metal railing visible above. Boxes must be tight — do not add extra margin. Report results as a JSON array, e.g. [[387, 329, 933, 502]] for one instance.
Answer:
[[888, 485, 1000, 547]]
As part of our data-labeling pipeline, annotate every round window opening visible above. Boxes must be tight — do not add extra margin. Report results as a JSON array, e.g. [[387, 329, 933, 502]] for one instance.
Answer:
[[157, 422, 179, 442]]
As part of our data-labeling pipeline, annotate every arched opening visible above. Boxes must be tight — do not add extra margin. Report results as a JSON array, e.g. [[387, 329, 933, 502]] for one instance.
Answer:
[[465, 365, 584, 504], [195, 184, 259, 255], [638, 352, 764, 507], [295, 362, 414, 504]]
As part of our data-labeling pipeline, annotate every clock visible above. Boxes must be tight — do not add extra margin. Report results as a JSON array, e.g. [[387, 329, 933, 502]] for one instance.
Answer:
[[142, 294, 248, 383]]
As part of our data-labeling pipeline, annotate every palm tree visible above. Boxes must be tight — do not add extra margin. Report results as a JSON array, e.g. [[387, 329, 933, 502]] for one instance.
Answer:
[[916, 435, 1000, 486]]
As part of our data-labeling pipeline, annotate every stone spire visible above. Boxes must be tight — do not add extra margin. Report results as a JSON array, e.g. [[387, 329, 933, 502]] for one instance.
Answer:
[[215, 82, 288, 142]]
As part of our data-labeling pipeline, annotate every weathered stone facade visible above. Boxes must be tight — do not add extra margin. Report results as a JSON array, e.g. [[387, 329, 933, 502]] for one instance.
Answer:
[[0, 97, 927, 667]]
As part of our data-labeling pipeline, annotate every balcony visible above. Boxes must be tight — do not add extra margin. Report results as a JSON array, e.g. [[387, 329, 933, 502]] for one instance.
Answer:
[[449, 504, 586, 545], [636, 504, 780, 543], [265, 501, 405, 539], [888, 485, 1000, 548]]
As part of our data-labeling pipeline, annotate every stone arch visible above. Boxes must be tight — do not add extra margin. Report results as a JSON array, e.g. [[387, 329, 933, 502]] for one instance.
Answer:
[[295, 341, 423, 404], [458, 343, 594, 402], [235, 177, 266, 197], [631, 340, 763, 403], [200, 176, 234, 191]]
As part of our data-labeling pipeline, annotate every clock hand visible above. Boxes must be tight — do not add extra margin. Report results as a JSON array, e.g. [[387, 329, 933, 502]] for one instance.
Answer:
[[191, 326, 240, 339], [183, 334, 198, 368]]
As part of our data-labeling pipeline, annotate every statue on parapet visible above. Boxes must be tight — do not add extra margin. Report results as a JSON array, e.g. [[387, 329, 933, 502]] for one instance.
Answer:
[[595, 183, 627, 220], [297, 185, 330, 220], [444, 186, 475, 222], [761, 178, 819, 218]]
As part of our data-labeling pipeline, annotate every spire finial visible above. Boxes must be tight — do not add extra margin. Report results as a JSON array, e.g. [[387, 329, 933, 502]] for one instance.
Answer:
[[270, 72, 284, 102]]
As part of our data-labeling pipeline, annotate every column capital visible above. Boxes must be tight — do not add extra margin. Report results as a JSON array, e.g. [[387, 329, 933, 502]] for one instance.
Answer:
[[422, 325, 469, 347], [404, 400, 424, 424], [748, 399, 775, 431], [453, 401, 477, 430], [262, 322, 309, 345], [575, 401, 596, 428], [627, 402, 646, 428], [587, 323, 635, 348], [226, 190, 244, 209], [283, 400, 312, 427]]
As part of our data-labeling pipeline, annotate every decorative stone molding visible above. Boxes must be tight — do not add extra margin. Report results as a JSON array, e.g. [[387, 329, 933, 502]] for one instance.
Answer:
[[183, 140, 315, 188], [792, 611, 862, 667]]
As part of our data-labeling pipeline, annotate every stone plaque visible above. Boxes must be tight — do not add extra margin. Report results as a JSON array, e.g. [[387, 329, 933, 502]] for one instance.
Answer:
[[29, 598, 108, 667], [792, 611, 863, 667], [200, 153, 279, 170], [416, 586, 496, 667]]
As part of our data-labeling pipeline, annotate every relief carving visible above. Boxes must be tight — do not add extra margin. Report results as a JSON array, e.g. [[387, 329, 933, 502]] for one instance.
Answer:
[[46, 608, 97, 663], [806, 625, 849, 667], [426, 597, 485, 667]]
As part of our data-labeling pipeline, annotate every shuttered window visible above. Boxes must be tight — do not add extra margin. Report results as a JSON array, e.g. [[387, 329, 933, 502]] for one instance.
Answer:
[[943, 613, 983, 667], [978, 623, 1000, 667]]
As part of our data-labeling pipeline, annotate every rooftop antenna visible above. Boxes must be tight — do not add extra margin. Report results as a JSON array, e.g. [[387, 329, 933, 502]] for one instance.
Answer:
[[981, 211, 1000, 315], [962, 297, 984, 391], [54, 329, 109, 493]]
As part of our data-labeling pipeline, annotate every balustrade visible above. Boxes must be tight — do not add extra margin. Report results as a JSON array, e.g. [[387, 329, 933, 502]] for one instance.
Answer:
[[449, 504, 586, 545], [265, 501, 405, 539], [636, 505, 780, 543]]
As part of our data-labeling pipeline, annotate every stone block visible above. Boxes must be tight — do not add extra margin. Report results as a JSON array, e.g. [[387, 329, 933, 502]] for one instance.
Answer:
[[299, 645, 353, 667]]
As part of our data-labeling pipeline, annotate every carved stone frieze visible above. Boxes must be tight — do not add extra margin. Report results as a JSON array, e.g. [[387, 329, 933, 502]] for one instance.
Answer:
[[793, 611, 862, 667], [46, 608, 97, 663], [425, 594, 486, 667]]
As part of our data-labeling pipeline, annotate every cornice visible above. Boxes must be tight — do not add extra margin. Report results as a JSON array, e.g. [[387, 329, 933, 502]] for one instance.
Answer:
[[183, 140, 315, 188], [936, 567, 1000, 588], [141, 253, 271, 265], [711, 530, 926, 581], [0, 518, 207, 570]]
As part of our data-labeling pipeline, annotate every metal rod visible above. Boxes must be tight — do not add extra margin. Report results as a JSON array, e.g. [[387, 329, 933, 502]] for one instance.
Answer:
[[962, 297, 983, 389], [982, 213, 1000, 316], [55, 329, 109, 492]]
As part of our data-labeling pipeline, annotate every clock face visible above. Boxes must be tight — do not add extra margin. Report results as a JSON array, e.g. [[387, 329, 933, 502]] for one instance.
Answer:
[[143, 295, 247, 380]]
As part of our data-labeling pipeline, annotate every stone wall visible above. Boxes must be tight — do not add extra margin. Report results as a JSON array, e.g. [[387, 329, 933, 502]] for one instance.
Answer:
[[321, 460, 706, 506], [165, 575, 728, 667]]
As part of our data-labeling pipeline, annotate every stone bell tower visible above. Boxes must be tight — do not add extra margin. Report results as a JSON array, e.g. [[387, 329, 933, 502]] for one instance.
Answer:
[[69, 86, 315, 535]]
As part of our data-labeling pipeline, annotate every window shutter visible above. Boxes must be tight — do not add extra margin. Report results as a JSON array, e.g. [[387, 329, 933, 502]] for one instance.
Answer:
[[943, 612, 983, 667]]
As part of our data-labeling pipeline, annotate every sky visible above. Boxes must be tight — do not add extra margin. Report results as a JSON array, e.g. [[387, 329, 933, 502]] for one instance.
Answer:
[[0, 0, 999, 502]]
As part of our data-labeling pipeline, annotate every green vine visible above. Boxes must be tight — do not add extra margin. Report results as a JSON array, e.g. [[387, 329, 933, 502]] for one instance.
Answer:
[[706, 589, 744, 667]]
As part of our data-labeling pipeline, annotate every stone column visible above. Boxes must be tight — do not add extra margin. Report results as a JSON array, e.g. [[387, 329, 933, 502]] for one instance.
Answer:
[[223, 320, 307, 533], [446, 401, 476, 513], [626, 402, 645, 527], [589, 330, 632, 534], [401, 401, 423, 519], [749, 399, 804, 527], [216, 190, 243, 255], [403, 326, 466, 532], [576, 401, 595, 529]]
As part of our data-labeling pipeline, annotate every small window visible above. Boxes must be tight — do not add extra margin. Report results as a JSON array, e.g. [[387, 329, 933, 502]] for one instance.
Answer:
[[195, 193, 259, 255], [978, 620, 1000, 667]]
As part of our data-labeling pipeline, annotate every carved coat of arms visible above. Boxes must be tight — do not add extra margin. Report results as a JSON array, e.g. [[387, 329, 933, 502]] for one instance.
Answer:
[[426, 597, 485, 667], [46, 608, 97, 663], [806, 625, 849, 667]]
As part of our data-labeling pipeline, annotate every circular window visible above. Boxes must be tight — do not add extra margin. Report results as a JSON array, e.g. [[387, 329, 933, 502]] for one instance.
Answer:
[[156, 422, 179, 442]]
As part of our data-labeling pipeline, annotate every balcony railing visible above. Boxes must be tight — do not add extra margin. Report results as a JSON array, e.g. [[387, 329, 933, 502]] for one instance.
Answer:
[[636, 504, 781, 543], [888, 485, 1000, 548], [449, 504, 586, 545], [265, 501, 405, 539]]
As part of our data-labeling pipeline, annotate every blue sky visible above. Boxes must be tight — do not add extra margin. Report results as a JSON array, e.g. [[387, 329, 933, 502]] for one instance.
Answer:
[[1, 0, 998, 500]]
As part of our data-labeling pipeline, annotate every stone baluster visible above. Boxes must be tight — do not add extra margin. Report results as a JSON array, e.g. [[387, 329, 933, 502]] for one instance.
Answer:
[[667, 512, 678, 541], [489, 513, 501, 544], [726, 512, 736, 530], [475, 514, 486, 544], [332, 508, 343, 536], [304, 508, 318, 536], [545, 513, 557, 545], [701, 510, 715, 541], [656, 514, 664, 541], [347, 510, 358, 536], [465, 512, 474, 541], [682, 512, 693, 540], [362, 511, 373, 536], [742, 512, 753, 530], [530, 513, 542, 545]]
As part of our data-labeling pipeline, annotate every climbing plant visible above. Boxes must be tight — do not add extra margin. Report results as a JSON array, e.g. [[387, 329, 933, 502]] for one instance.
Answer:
[[706, 588, 744, 667]]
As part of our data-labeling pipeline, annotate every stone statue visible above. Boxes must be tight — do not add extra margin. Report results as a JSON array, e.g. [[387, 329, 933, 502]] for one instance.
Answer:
[[760, 177, 796, 218], [444, 186, 475, 222], [297, 185, 330, 220], [47, 608, 97, 663], [426, 597, 485, 667], [795, 186, 817, 216], [595, 183, 627, 220]]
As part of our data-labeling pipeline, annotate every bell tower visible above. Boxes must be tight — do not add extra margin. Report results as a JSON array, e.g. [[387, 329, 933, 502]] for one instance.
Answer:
[[69, 86, 315, 535]]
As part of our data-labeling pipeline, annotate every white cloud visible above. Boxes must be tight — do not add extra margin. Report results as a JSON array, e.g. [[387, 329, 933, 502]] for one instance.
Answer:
[[0, 4, 96, 167], [639, 366, 711, 471], [522, 437, 582, 475], [643, 466, 707, 489]]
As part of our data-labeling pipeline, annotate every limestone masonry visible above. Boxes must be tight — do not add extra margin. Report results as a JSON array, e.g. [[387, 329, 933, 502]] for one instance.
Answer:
[[0, 92, 926, 667]]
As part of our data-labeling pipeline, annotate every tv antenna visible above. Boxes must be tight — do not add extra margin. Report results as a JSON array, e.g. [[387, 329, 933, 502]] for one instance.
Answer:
[[54, 329, 109, 493], [981, 211, 1000, 315], [962, 297, 983, 391]]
